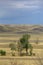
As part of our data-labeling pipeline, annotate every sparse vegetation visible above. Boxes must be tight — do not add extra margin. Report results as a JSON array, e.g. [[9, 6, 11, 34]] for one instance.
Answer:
[[0, 50, 6, 56], [28, 44, 33, 56], [35, 38, 39, 44], [9, 42, 16, 56], [17, 34, 33, 56]]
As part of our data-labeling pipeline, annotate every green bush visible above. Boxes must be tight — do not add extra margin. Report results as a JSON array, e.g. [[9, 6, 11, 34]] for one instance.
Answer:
[[0, 50, 6, 56]]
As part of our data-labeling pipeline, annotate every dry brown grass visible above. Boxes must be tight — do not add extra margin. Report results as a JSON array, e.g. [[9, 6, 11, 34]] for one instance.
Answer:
[[0, 33, 43, 65]]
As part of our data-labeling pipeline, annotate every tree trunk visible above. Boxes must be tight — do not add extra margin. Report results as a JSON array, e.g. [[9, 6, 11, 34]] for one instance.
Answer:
[[11, 50, 15, 56], [26, 48, 28, 56]]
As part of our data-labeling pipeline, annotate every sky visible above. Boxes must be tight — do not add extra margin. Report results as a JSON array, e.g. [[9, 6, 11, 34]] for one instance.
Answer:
[[0, 0, 43, 24]]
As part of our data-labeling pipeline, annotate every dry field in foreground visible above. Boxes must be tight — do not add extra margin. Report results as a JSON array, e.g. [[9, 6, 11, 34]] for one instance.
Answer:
[[0, 48, 43, 65], [0, 33, 43, 65], [0, 56, 43, 65]]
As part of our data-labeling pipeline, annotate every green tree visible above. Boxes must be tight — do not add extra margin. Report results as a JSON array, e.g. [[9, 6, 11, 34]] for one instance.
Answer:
[[19, 34, 32, 55], [9, 43, 16, 56]]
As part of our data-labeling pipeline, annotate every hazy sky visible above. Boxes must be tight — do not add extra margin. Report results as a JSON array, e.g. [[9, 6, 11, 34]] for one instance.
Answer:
[[0, 0, 43, 24]]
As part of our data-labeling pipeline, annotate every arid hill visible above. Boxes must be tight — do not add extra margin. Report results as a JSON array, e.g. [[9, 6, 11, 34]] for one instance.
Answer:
[[0, 25, 43, 34]]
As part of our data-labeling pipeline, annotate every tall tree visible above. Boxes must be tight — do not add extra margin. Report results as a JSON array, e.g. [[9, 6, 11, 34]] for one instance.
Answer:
[[19, 34, 32, 55]]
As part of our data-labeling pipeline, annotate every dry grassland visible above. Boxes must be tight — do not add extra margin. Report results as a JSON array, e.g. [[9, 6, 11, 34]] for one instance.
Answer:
[[0, 33, 43, 65]]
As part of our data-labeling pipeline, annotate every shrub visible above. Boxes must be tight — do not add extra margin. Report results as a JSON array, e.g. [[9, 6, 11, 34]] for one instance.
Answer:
[[0, 50, 6, 56]]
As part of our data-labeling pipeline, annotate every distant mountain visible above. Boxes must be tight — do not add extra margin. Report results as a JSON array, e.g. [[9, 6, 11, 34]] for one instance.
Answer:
[[0, 24, 43, 34]]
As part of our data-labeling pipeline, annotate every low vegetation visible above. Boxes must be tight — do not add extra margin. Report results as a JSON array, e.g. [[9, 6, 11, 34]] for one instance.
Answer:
[[9, 42, 16, 56], [9, 34, 34, 56], [0, 50, 6, 56]]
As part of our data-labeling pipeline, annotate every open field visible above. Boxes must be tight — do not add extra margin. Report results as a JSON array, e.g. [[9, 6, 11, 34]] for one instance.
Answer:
[[0, 56, 43, 65], [0, 33, 43, 42]]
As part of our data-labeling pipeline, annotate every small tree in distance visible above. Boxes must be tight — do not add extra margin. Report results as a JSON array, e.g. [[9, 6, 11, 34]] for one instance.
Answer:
[[9, 42, 16, 56], [17, 41, 23, 56]]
